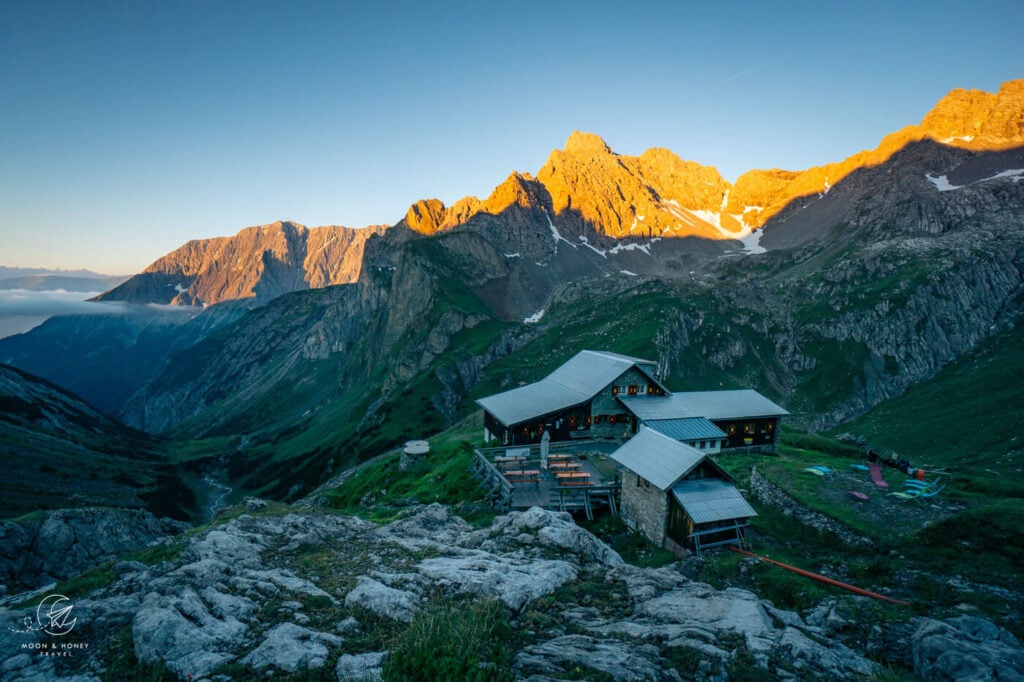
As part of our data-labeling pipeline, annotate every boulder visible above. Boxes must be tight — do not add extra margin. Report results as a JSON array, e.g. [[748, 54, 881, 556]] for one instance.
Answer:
[[515, 634, 663, 681], [481, 507, 624, 567], [132, 586, 250, 676], [416, 552, 578, 610], [345, 577, 419, 623], [374, 503, 472, 550], [336, 651, 386, 681], [912, 615, 1024, 681], [240, 622, 342, 672]]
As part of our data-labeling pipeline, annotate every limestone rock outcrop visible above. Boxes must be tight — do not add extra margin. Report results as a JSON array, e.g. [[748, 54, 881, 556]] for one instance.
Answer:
[[0, 503, 912, 680], [0, 508, 183, 595], [912, 615, 1024, 681]]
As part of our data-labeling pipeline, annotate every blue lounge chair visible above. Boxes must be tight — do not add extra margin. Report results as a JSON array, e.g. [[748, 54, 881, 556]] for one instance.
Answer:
[[809, 466, 839, 479], [890, 484, 945, 500]]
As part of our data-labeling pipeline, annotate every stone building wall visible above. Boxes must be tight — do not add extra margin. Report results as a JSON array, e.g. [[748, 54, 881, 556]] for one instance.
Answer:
[[590, 367, 656, 439], [620, 470, 669, 547]]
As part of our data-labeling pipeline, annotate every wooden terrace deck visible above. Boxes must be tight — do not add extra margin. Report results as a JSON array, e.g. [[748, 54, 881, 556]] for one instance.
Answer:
[[472, 441, 622, 520]]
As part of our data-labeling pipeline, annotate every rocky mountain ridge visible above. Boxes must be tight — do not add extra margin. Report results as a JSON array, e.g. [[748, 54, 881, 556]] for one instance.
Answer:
[[95, 222, 387, 307], [96, 80, 1024, 311], [395, 79, 1024, 243]]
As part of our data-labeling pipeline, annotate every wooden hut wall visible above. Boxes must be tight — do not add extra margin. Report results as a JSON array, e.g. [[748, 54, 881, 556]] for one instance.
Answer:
[[715, 417, 780, 449]]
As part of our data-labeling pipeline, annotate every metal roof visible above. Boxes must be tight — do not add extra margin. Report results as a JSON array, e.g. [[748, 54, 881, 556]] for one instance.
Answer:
[[476, 350, 659, 427], [610, 427, 704, 491], [618, 395, 695, 420], [621, 390, 788, 421], [671, 478, 758, 525], [644, 417, 727, 442]]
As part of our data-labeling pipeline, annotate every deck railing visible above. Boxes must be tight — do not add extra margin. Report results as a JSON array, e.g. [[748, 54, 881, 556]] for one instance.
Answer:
[[472, 444, 621, 519]]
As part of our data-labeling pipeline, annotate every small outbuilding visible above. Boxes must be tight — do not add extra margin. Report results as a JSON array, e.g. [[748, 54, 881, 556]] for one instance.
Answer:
[[611, 427, 757, 557]]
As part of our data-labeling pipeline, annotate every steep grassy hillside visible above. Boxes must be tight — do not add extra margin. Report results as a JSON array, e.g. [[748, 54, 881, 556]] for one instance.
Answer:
[[0, 365, 192, 520], [834, 320, 1024, 494]]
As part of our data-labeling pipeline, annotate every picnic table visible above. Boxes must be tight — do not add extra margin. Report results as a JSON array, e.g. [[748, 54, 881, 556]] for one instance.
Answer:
[[547, 454, 573, 461], [547, 461, 582, 471], [504, 469, 541, 483], [496, 455, 528, 471], [555, 471, 592, 486]]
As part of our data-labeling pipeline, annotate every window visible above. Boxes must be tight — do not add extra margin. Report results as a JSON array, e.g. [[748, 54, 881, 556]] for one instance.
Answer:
[[638, 385, 646, 395], [628, 385, 638, 395], [699, 440, 706, 449]]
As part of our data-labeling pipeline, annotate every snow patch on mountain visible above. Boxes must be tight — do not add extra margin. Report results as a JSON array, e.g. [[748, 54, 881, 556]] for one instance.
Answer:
[[545, 211, 576, 250], [577, 236, 608, 258], [741, 230, 767, 254], [608, 242, 651, 256], [927, 168, 1024, 193], [926, 174, 959, 192], [524, 309, 545, 324]]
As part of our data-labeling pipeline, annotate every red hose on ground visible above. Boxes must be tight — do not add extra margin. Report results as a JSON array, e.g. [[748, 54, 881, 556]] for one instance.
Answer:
[[729, 546, 910, 606]]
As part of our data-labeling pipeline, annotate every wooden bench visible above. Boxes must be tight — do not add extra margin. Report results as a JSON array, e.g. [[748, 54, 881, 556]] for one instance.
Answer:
[[548, 461, 582, 471], [496, 456, 528, 472], [505, 469, 541, 483], [554, 472, 592, 486]]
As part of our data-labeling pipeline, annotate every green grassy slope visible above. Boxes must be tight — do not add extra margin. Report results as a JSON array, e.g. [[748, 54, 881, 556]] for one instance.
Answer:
[[0, 365, 192, 520], [834, 320, 1024, 495]]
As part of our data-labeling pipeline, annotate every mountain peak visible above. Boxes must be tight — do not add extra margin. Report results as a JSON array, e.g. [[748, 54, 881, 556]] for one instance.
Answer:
[[921, 78, 1024, 144], [563, 130, 612, 155]]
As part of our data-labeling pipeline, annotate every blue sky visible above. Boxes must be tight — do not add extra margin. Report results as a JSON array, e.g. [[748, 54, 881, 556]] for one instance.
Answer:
[[2, 0, 1021, 274]]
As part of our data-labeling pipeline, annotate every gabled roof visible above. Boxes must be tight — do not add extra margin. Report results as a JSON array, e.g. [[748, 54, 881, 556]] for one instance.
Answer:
[[620, 390, 788, 421], [610, 427, 705, 491], [671, 478, 757, 524], [645, 417, 727, 442], [476, 350, 662, 427]]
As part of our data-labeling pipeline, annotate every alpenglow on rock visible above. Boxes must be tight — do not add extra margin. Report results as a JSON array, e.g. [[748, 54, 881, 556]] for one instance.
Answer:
[[96, 221, 387, 306]]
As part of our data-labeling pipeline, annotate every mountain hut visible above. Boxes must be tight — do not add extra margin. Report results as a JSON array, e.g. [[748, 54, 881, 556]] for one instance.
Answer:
[[611, 427, 757, 557]]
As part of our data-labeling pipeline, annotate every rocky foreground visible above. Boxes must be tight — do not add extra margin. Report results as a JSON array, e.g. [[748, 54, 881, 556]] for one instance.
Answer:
[[1, 503, 1021, 681]]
